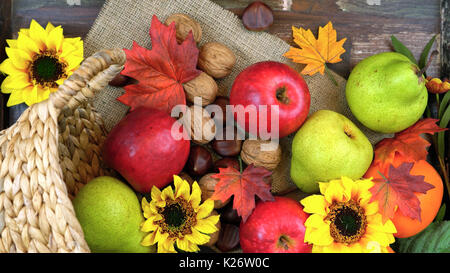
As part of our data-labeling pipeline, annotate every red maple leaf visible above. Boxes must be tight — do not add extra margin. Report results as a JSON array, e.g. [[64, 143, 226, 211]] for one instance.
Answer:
[[211, 165, 274, 223], [370, 162, 435, 223], [118, 15, 201, 113], [374, 119, 447, 168]]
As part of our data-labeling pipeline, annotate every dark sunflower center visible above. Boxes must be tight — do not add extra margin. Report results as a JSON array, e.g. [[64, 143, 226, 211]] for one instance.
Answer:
[[155, 198, 197, 239], [30, 51, 66, 88], [162, 203, 186, 228], [326, 200, 367, 244]]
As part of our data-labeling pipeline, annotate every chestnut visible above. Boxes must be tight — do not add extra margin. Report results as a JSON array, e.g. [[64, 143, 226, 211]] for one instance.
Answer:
[[216, 223, 240, 252], [220, 202, 242, 225], [242, 1, 274, 32], [212, 126, 243, 157], [214, 157, 240, 172], [186, 145, 213, 177], [208, 96, 231, 126]]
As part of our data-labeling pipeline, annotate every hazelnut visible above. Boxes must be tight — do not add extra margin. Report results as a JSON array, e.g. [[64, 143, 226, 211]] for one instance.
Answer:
[[205, 210, 221, 247], [183, 72, 218, 106], [198, 42, 236, 79], [165, 13, 202, 43], [198, 173, 230, 209], [180, 105, 216, 145], [240, 139, 282, 170]]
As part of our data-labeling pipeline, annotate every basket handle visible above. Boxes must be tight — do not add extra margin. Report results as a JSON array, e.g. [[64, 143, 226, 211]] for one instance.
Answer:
[[50, 49, 126, 111]]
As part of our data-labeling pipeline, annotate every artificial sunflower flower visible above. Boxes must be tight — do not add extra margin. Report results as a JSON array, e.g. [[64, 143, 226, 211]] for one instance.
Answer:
[[300, 177, 397, 253], [0, 19, 84, 106], [140, 175, 220, 253]]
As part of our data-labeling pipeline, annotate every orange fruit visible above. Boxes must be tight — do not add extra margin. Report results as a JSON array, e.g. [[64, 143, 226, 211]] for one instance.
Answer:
[[364, 156, 444, 238]]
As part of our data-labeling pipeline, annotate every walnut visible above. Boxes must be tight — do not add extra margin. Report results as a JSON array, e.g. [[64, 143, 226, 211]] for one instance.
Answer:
[[198, 42, 236, 79], [183, 72, 218, 106], [240, 139, 282, 171], [198, 173, 230, 209], [205, 210, 221, 247], [180, 105, 216, 145], [165, 13, 202, 43]]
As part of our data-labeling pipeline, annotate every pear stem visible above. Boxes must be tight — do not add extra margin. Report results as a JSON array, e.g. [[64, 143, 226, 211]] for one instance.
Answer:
[[417, 50, 439, 83]]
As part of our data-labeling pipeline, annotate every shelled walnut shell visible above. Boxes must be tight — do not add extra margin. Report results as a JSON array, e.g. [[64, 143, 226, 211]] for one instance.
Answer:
[[240, 139, 282, 170], [180, 105, 216, 145], [198, 173, 230, 209], [165, 13, 202, 43], [198, 42, 236, 79], [183, 72, 218, 106], [205, 210, 221, 247]]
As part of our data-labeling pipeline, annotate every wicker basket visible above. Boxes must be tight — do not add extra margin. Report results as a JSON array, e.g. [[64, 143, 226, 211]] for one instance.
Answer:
[[0, 49, 126, 253]]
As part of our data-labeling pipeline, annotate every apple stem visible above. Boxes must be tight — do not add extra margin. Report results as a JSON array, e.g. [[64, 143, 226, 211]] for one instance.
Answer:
[[417, 50, 438, 83], [278, 236, 290, 250]]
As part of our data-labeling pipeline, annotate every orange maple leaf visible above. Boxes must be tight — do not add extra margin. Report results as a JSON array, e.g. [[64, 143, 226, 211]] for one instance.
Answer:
[[283, 21, 347, 76], [370, 163, 435, 223], [374, 118, 448, 168]]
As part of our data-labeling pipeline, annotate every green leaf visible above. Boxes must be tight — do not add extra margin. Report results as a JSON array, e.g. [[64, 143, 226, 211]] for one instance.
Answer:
[[419, 35, 437, 70], [397, 221, 450, 253], [391, 35, 417, 65], [439, 91, 450, 118], [434, 204, 446, 222], [438, 105, 450, 158]]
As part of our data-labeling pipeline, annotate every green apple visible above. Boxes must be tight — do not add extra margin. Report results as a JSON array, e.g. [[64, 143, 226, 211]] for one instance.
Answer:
[[346, 52, 428, 133], [72, 176, 155, 253], [290, 110, 373, 193]]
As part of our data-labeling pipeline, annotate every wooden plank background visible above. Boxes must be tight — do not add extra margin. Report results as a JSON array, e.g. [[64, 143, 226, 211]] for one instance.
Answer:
[[0, 0, 447, 129]]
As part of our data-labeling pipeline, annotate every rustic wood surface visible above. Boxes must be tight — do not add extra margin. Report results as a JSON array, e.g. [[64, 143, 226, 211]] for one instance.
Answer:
[[0, 0, 447, 129]]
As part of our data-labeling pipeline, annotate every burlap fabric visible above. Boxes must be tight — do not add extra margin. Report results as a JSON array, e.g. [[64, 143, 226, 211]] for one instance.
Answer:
[[85, 0, 389, 194]]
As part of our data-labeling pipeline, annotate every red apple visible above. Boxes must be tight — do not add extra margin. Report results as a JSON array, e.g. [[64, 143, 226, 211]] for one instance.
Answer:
[[240, 196, 312, 253], [229, 61, 310, 139], [102, 107, 190, 193]]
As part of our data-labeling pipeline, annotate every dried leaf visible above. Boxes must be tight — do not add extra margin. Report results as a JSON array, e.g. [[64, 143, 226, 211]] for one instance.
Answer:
[[283, 21, 346, 76], [370, 163, 435, 223], [118, 15, 201, 113], [211, 165, 274, 223], [374, 118, 448, 167]]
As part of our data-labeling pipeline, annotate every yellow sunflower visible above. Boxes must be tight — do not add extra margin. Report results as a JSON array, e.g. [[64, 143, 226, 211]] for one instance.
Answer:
[[140, 175, 220, 253], [300, 177, 397, 253], [0, 19, 83, 106]]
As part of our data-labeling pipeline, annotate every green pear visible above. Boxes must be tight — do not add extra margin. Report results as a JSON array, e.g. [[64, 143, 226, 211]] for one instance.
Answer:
[[290, 110, 373, 193], [73, 176, 155, 253], [346, 52, 428, 133]]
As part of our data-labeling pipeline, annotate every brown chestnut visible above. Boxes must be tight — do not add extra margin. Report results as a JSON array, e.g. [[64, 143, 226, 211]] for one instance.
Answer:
[[214, 157, 240, 172], [220, 202, 242, 225], [242, 1, 274, 32], [216, 223, 240, 252], [109, 74, 136, 87], [212, 126, 243, 157], [186, 145, 213, 177]]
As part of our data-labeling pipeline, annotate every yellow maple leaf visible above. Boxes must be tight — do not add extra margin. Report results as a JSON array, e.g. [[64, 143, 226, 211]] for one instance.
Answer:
[[284, 21, 347, 76]]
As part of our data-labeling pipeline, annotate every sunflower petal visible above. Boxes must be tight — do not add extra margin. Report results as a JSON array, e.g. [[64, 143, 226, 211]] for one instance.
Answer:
[[158, 238, 176, 253], [196, 199, 214, 219], [323, 180, 344, 204], [177, 237, 200, 253], [1, 74, 31, 93], [189, 182, 202, 209], [195, 215, 220, 234], [304, 214, 327, 229], [65, 54, 84, 72], [185, 227, 211, 245], [141, 218, 158, 233], [29, 20, 47, 50], [24, 85, 39, 106], [174, 175, 190, 200], [300, 195, 328, 216], [0, 59, 22, 75], [6, 88, 24, 107], [47, 26, 64, 52], [5, 47, 32, 69], [17, 32, 40, 54], [161, 186, 175, 201]]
